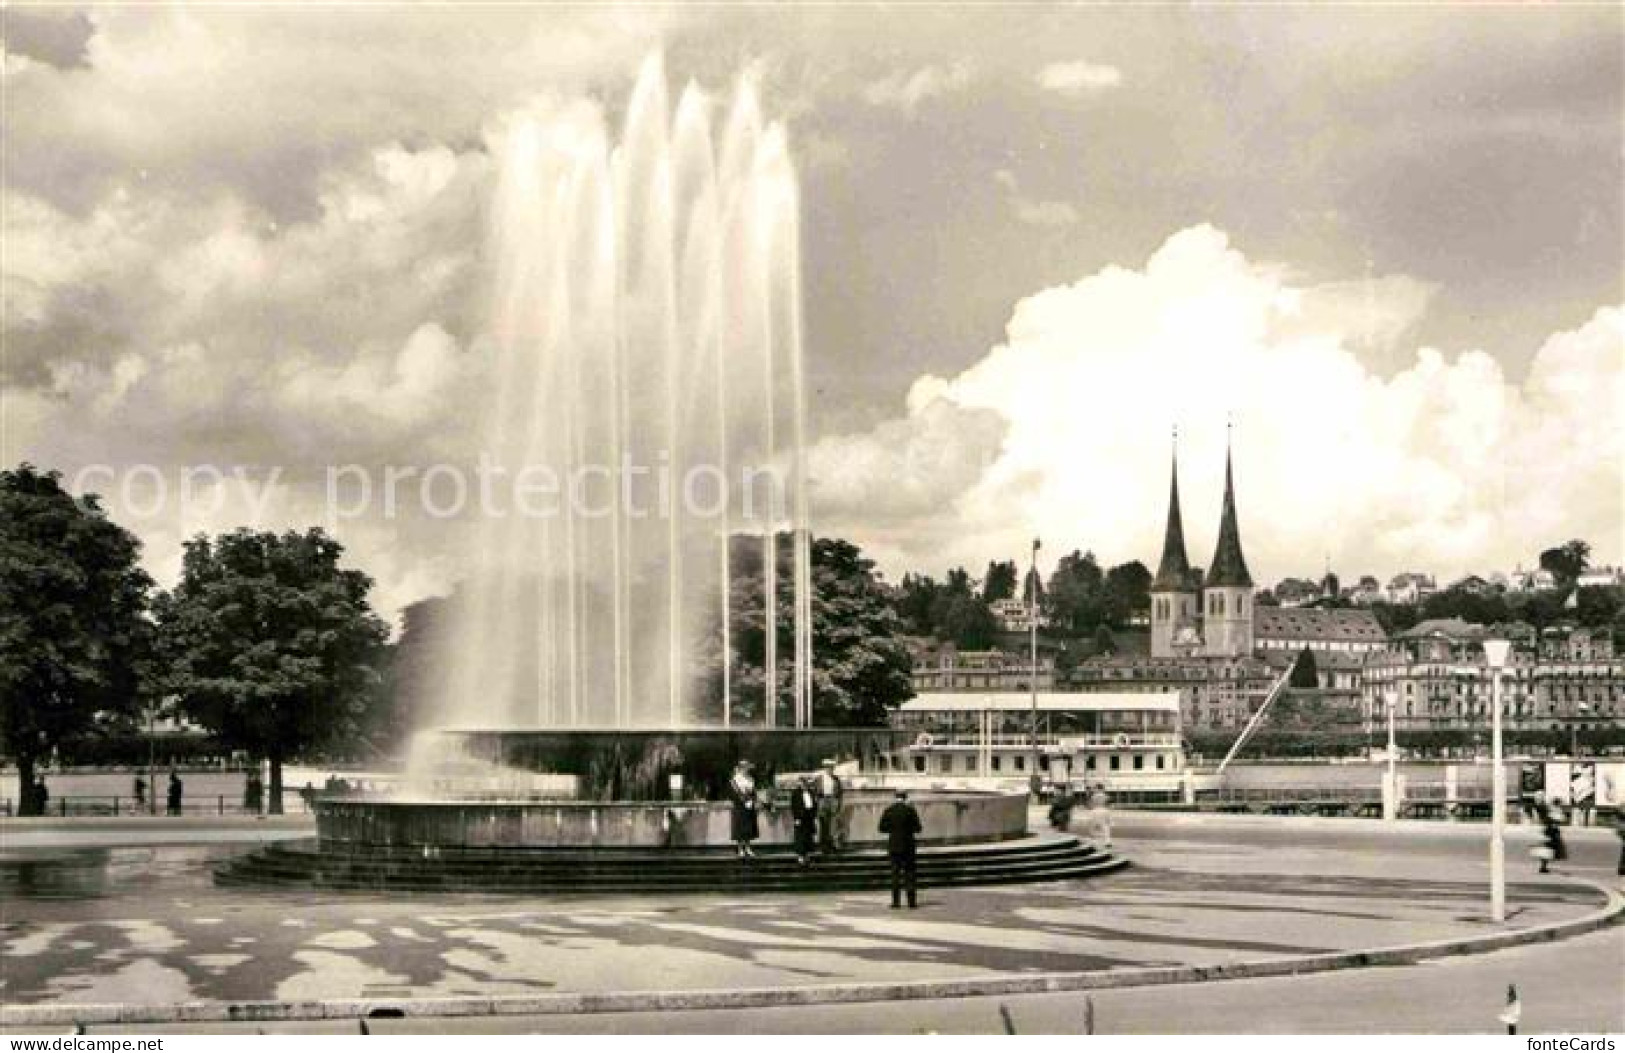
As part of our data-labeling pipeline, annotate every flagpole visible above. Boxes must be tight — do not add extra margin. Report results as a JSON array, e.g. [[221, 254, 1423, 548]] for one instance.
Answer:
[[1029, 537, 1042, 798]]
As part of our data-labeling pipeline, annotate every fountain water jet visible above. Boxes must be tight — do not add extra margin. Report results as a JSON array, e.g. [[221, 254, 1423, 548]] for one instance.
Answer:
[[440, 55, 811, 732]]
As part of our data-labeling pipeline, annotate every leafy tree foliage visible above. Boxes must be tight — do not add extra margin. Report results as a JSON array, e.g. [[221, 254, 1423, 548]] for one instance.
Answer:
[[1421, 587, 1510, 625], [704, 534, 913, 727], [1288, 646, 1320, 689], [1, 465, 153, 814], [154, 528, 389, 811], [1021, 565, 1044, 605], [981, 560, 1017, 603], [377, 595, 456, 746], [894, 573, 941, 636], [1539, 539, 1591, 584], [933, 592, 999, 649], [1274, 577, 1319, 605], [1103, 560, 1151, 625], [1369, 600, 1421, 636], [1043, 550, 1105, 634]]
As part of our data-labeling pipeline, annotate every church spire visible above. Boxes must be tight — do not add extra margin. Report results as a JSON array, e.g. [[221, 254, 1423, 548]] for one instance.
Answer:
[[1206, 427, 1253, 588], [1152, 428, 1194, 592]]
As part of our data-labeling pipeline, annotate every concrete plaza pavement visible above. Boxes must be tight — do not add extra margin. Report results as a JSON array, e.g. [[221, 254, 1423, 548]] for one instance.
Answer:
[[93, 924, 1624, 1035], [2, 810, 1618, 1029]]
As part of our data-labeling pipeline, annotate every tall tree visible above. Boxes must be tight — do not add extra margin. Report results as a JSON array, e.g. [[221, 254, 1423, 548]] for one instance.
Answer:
[[0, 466, 153, 815], [1574, 585, 1621, 631], [1103, 561, 1152, 626], [893, 573, 940, 636], [1043, 550, 1104, 636], [703, 534, 912, 726], [381, 594, 455, 745], [1539, 539, 1591, 584], [1022, 565, 1044, 605], [934, 593, 999, 649], [1289, 646, 1320, 689], [981, 560, 1018, 603], [154, 528, 389, 812]]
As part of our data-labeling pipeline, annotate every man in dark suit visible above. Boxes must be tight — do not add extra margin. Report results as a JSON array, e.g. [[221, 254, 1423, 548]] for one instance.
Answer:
[[878, 789, 923, 909], [789, 776, 819, 866]]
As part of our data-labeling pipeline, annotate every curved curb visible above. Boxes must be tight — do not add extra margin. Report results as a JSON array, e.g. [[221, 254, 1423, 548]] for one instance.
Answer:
[[4, 877, 1620, 1028]]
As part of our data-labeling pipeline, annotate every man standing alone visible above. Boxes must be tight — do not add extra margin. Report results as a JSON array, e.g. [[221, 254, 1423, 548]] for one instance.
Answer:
[[878, 789, 922, 909], [790, 776, 819, 866]]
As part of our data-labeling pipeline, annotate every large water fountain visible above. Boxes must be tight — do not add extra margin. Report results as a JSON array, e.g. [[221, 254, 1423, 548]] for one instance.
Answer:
[[446, 53, 812, 733], [219, 58, 1120, 891]]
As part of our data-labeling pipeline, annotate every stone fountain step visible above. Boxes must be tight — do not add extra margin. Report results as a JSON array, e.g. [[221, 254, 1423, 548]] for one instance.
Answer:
[[222, 846, 1103, 884], [213, 834, 1126, 893], [214, 858, 1126, 894], [239, 837, 1093, 881]]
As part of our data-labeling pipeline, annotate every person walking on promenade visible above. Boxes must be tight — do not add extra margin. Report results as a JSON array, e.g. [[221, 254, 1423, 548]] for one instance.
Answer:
[[133, 775, 147, 809], [879, 789, 923, 909], [32, 776, 49, 816], [816, 758, 845, 855], [790, 775, 819, 866], [727, 760, 760, 859], [167, 770, 184, 816], [1048, 784, 1075, 831], [1532, 798, 1566, 874], [1087, 783, 1112, 848]]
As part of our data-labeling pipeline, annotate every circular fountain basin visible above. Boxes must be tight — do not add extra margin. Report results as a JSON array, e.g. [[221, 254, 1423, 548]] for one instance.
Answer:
[[428, 726, 907, 802], [315, 789, 1027, 851]]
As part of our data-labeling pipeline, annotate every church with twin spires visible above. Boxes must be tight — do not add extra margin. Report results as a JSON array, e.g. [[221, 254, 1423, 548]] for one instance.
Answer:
[[1150, 435, 1256, 660]]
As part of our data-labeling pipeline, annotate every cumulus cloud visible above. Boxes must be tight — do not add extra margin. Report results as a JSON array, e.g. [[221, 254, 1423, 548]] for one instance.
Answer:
[[1, 6, 677, 216], [811, 397, 1006, 520], [1, 6, 681, 621], [861, 63, 975, 112], [1035, 60, 1122, 96], [815, 225, 1623, 584]]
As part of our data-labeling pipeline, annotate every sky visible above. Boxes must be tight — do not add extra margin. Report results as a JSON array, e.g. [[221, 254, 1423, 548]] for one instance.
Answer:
[[3, 4, 1621, 622]]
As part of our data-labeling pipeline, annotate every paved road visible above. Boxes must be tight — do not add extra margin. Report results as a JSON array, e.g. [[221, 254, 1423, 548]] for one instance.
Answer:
[[79, 923, 1624, 1035]]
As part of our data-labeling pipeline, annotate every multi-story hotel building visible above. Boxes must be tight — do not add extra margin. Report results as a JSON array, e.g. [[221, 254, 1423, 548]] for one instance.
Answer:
[[1360, 618, 1624, 737]]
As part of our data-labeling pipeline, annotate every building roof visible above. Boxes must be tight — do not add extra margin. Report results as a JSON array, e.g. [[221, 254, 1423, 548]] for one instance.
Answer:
[[1397, 617, 1489, 641], [1253, 607, 1387, 642], [900, 692, 1181, 714], [1152, 443, 1196, 593], [1261, 649, 1367, 672], [1204, 445, 1253, 588]]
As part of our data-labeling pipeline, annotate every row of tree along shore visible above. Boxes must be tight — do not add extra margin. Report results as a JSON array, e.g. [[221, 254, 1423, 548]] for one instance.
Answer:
[[5, 460, 1619, 817], [894, 547, 1622, 677], [0, 464, 915, 814]]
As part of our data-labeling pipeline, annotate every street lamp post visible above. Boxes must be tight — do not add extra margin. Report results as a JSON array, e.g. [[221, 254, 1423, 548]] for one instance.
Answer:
[[1484, 638, 1511, 924], [1029, 537, 1042, 798], [1383, 688, 1398, 822], [147, 700, 157, 816]]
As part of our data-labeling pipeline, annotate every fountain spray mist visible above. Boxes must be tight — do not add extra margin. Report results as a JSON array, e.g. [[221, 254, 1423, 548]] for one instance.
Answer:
[[437, 55, 811, 731]]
